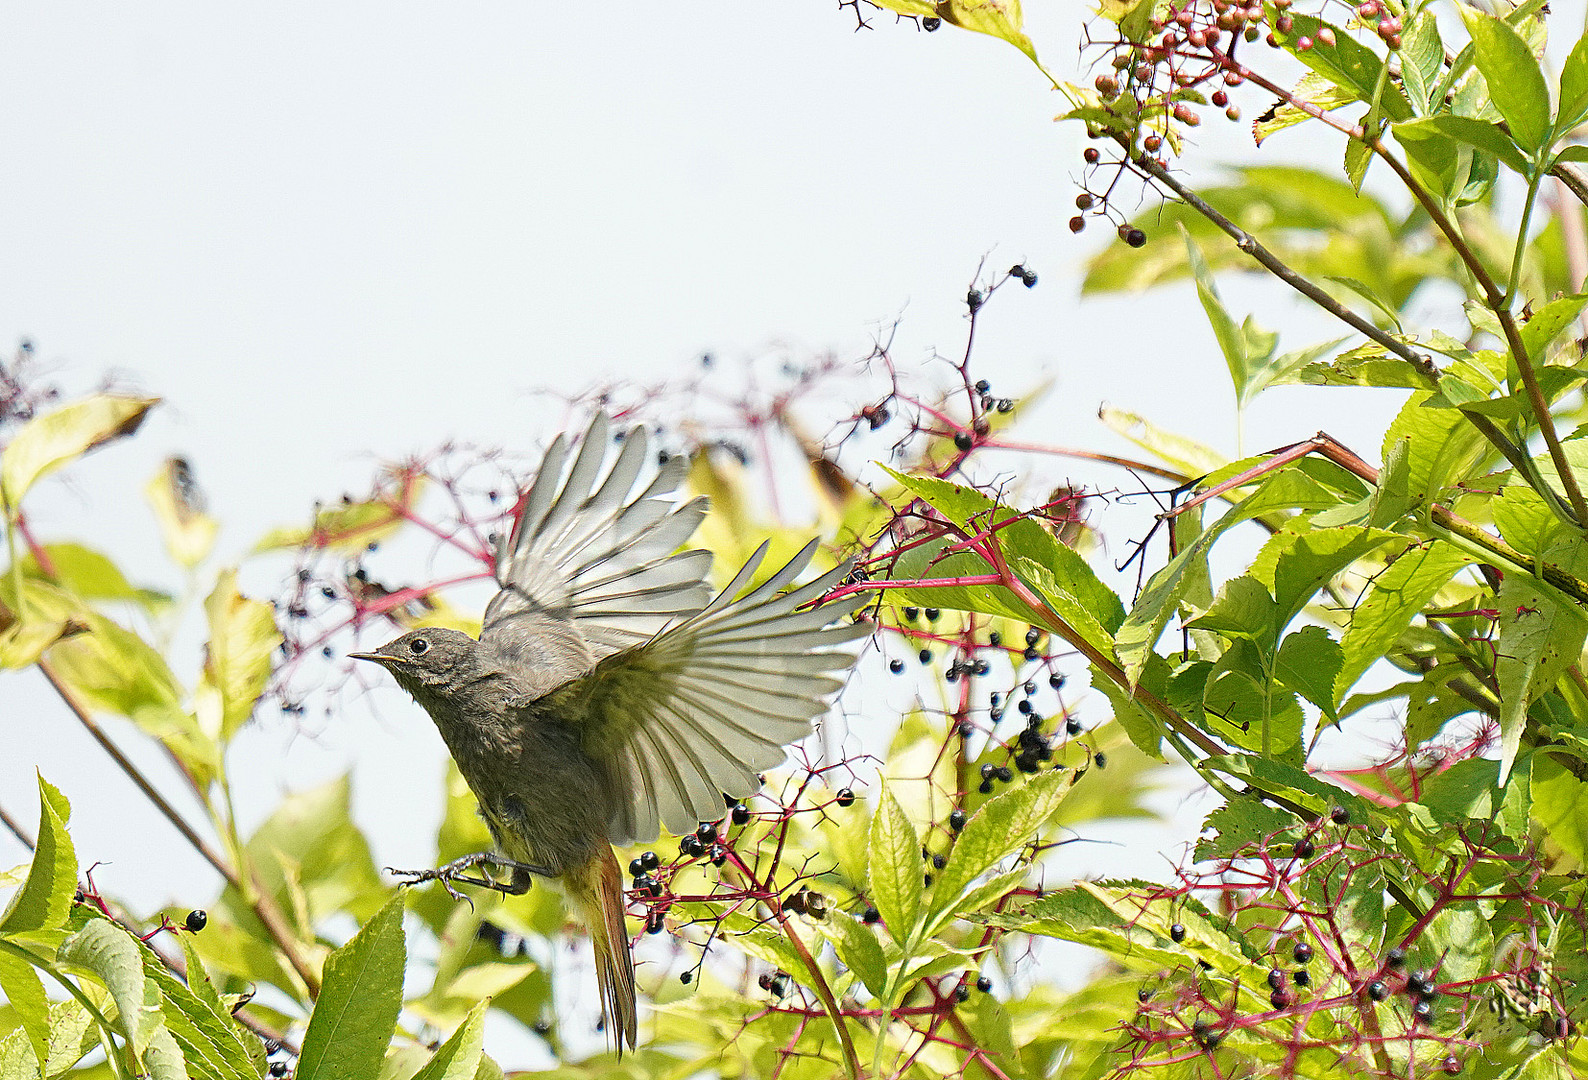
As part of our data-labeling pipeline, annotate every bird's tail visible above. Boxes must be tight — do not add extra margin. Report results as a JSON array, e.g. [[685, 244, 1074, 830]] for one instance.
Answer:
[[568, 847, 638, 1054]]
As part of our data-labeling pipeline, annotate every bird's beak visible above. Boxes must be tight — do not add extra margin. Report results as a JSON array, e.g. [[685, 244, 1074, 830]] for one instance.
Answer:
[[348, 651, 386, 664]]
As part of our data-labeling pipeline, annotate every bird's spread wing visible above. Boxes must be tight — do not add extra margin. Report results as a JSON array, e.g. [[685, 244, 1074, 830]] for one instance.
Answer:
[[482, 413, 713, 686], [547, 539, 869, 845]]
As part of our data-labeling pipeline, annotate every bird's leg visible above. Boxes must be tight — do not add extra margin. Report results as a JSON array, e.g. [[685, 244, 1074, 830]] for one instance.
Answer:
[[387, 852, 550, 902]]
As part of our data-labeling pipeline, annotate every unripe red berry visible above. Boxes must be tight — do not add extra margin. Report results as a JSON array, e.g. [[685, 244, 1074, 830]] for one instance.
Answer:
[[1211, 90, 1228, 106], [1084, 147, 1100, 163], [1317, 27, 1336, 45], [1069, 215, 1086, 233]]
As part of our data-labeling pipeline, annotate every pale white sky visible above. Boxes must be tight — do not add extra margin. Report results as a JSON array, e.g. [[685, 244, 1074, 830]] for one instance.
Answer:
[[0, 1, 1429, 1065]]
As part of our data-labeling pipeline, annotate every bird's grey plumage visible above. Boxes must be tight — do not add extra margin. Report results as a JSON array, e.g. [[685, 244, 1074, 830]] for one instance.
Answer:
[[352, 412, 870, 1052]]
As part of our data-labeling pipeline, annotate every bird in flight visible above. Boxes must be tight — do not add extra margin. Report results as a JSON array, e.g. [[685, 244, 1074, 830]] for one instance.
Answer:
[[352, 412, 868, 1053]]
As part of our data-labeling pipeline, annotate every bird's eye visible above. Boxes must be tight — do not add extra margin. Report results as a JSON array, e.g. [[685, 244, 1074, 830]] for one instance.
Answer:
[[409, 638, 429, 655]]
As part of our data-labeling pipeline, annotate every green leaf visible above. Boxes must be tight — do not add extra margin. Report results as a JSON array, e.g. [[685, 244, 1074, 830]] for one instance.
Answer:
[[138, 930, 264, 1080], [936, 0, 1039, 63], [58, 919, 156, 1055], [253, 478, 424, 555], [1274, 625, 1343, 723], [0, 394, 158, 509], [145, 457, 218, 569], [1398, 11, 1444, 115], [1560, 34, 1588, 135], [0, 775, 75, 939], [22, 543, 170, 610], [1459, 7, 1552, 152], [1325, 275, 1404, 330], [928, 770, 1072, 929], [880, 465, 1124, 652], [0, 999, 99, 1079], [1383, 390, 1489, 503], [1270, 11, 1411, 121], [1521, 293, 1588, 361], [1194, 797, 1297, 861], [1115, 467, 1345, 686], [197, 570, 280, 744], [242, 775, 387, 927], [1334, 540, 1471, 703], [0, 948, 48, 1075], [1184, 226, 1256, 408], [1097, 406, 1227, 477], [813, 913, 887, 1000], [409, 999, 488, 1080], [1394, 116, 1530, 174], [866, 784, 923, 943], [1495, 538, 1588, 782], [297, 890, 407, 1080], [1531, 755, 1588, 869]]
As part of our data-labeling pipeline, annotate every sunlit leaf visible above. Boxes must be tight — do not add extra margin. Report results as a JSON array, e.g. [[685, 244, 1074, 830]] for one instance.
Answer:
[[0, 394, 158, 509], [296, 890, 406, 1080]]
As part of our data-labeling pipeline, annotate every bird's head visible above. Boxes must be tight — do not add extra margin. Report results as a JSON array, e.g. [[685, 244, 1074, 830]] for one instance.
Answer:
[[350, 628, 483, 696]]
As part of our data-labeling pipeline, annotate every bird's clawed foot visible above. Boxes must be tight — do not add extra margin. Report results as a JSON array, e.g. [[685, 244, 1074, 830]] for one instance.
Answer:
[[386, 852, 548, 906]]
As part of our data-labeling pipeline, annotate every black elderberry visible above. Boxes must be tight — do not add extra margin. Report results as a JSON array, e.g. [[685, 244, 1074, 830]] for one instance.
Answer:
[[862, 906, 880, 923], [1026, 628, 1040, 646], [974, 379, 991, 394], [1266, 969, 1286, 991], [1023, 647, 1039, 661], [994, 765, 1013, 783], [925, 608, 940, 621], [184, 910, 207, 933], [1366, 980, 1389, 1001], [1170, 923, 1186, 943], [919, 648, 933, 664], [1095, 752, 1108, 768], [1293, 941, 1313, 964], [949, 809, 967, 831], [680, 971, 693, 984], [629, 858, 646, 877], [922, 15, 941, 29], [903, 607, 920, 621], [954, 983, 971, 1002], [957, 721, 974, 738], [696, 822, 718, 843], [1385, 947, 1407, 969], [680, 835, 704, 857], [1018, 699, 1033, 715], [836, 788, 856, 807], [932, 854, 947, 869], [1270, 988, 1291, 1009], [731, 803, 751, 825], [1049, 673, 1065, 688], [966, 290, 983, 313], [978, 780, 993, 794], [980, 763, 997, 780], [1329, 805, 1351, 825], [1292, 838, 1315, 859], [1413, 998, 1434, 1023], [976, 975, 992, 992], [646, 913, 665, 934], [988, 631, 1002, 646], [890, 658, 905, 674], [1065, 717, 1082, 735]]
